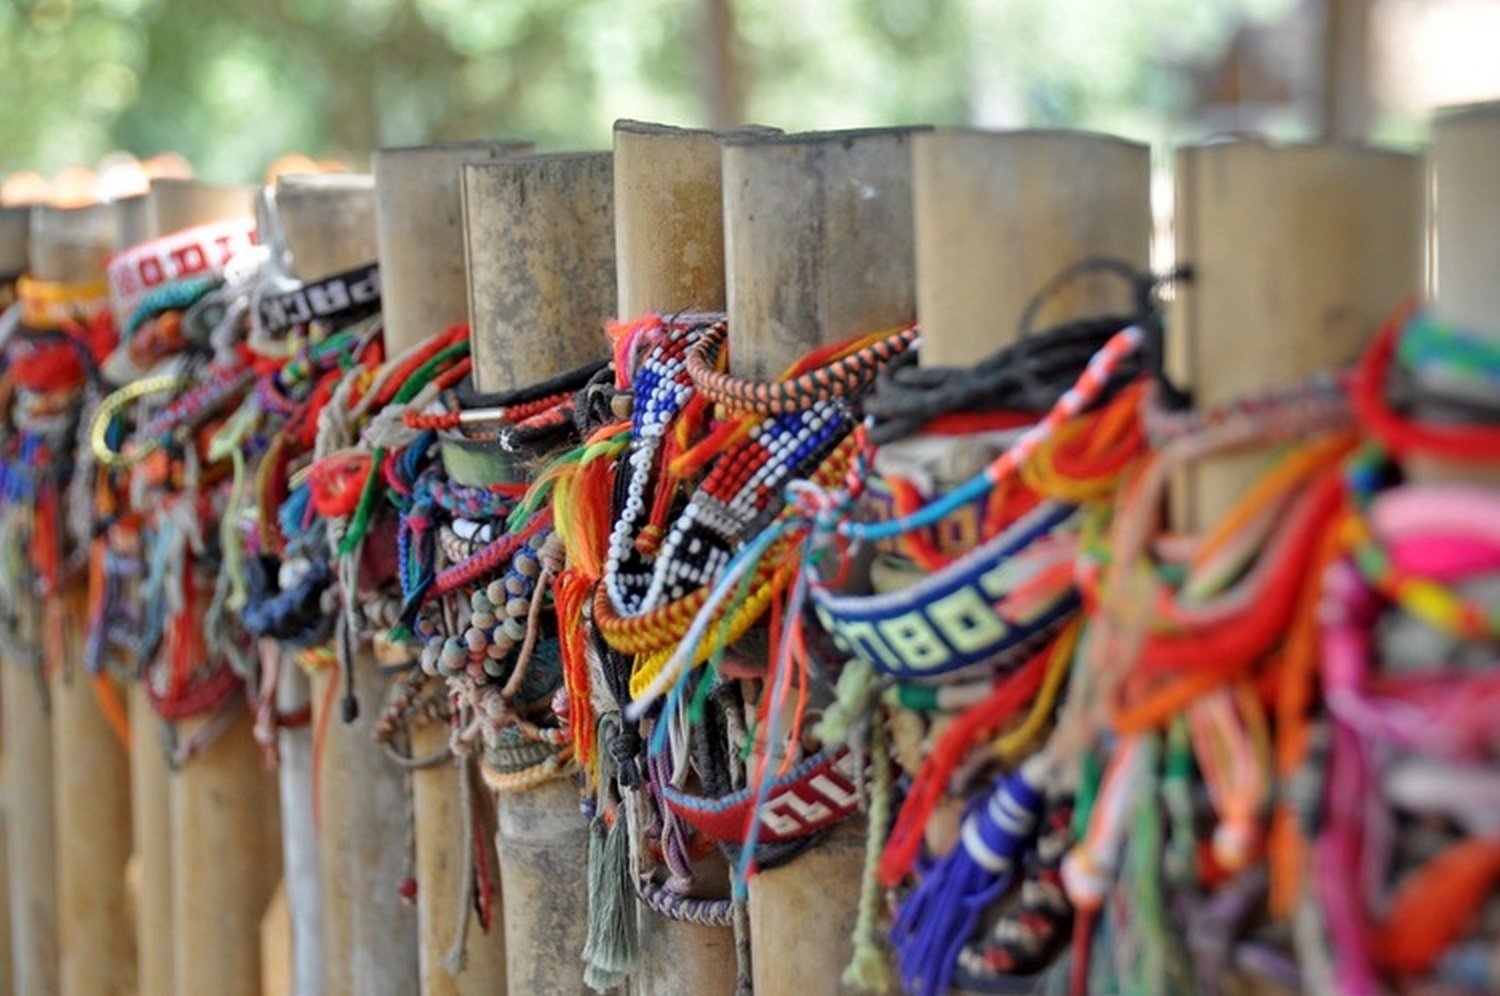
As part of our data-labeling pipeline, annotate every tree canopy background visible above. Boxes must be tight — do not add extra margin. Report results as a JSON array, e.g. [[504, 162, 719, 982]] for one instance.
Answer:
[[3, 0, 1313, 181]]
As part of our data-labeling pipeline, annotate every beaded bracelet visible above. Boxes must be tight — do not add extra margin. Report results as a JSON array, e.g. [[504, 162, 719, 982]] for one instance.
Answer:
[[685, 320, 918, 414]]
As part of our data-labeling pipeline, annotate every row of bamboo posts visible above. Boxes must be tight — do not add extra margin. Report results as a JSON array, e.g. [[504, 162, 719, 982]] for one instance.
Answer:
[[0, 99, 1494, 994]]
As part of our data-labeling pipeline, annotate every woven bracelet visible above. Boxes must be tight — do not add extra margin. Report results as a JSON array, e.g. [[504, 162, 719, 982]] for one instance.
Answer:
[[811, 501, 1081, 679], [659, 747, 862, 846]]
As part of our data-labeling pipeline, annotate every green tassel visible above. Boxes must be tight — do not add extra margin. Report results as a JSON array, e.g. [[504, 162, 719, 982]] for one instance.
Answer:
[[582, 809, 638, 991]]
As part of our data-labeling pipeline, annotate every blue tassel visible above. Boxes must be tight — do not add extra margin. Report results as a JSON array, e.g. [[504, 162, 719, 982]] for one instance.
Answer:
[[891, 766, 1044, 996]]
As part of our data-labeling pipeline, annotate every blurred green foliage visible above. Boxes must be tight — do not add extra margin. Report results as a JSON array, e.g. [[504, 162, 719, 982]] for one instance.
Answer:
[[0, 0, 1294, 182]]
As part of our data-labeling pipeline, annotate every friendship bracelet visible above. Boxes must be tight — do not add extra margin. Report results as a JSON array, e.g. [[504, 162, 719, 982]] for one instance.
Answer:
[[1396, 311, 1500, 387], [686, 321, 919, 414], [1344, 448, 1500, 641], [89, 373, 195, 469], [106, 217, 257, 320], [1353, 305, 1500, 462], [811, 501, 1080, 679], [255, 261, 381, 335], [659, 747, 861, 845]]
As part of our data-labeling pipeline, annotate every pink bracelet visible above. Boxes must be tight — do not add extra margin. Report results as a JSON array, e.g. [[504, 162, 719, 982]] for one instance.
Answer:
[[1387, 534, 1500, 580], [1371, 484, 1500, 551], [1321, 558, 1500, 757]]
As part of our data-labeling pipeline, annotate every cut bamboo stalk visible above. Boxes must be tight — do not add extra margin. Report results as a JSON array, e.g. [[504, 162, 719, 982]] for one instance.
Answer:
[[464, 152, 617, 393], [128, 683, 172, 996], [275, 171, 420, 996], [724, 127, 920, 996], [0, 204, 26, 278], [2, 606, 54, 996], [723, 128, 922, 381], [1171, 139, 1424, 527], [462, 150, 617, 995], [150, 178, 251, 235], [274, 661, 320, 996], [374, 140, 531, 996], [171, 709, 281, 996], [261, 882, 293, 996], [1412, 102, 1500, 484], [909, 127, 1153, 491], [32, 201, 137, 996], [0, 206, 26, 996], [129, 177, 285, 996], [613, 118, 741, 996], [375, 140, 532, 352], [615, 120, 732, 317], [0, 201, 52, 996], [914, 129, 1151, 367], [906, 129, 1154, 939]]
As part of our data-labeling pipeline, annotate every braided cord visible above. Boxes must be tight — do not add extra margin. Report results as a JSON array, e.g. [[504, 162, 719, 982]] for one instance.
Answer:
[[687, 322, 919, 414]]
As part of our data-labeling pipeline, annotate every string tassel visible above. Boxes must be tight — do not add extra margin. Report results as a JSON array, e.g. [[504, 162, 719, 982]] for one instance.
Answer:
[[890, 760, 1046, 996]]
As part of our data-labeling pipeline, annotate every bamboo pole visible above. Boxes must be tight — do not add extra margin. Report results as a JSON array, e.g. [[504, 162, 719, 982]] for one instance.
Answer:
[[1424, 101, 1500, 467], [121, 177, 283, 996], [724, 127, 920, 996], [0, 206, 26, 996], [462, 150, 617, 995], [904, 130, 1153, 922], [0, 622, 42, 996], [32, 199, 139, 996], [0, 201, 52, 996], [723, 128, 921, 381], [1172, 139, 1424, 526], [274, 658, 320, 996], [613, 118, 741, 996], [0, 204, 24, 279], [1431, 104, 1500, 336], [157, 179, 283, 996], [914, 129, 1151, 367], [127, 682, 172, 996], [252, 184, 331, 996], [374, 140, 530, 996], [275, 172, 421, 996]]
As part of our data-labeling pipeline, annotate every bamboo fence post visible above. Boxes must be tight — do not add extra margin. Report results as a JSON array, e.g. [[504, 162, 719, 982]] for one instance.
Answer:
[[1431, 104, 1500, 339], [275, 172, 421, 996], [33, 197, 141, 996], [251, 190, 324, 996], [1172, 139, 1424, 527], [0, 204, 24, 280], [1415, 102, 1500, 483], [905, 130, 1152, 898], [0, 196, 12, 985], [462, 150, 617, 996], [374, 139, 531, 996], [139, 178, 287, 996], [0, 201, 49, 996], [612, 118, 741, 996], [274, 661, 319, 996], [914, 129, 1151, 367], [139, 180, 248, 996], [127, 682, 171, 996], [723, 127, 921, 995]]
